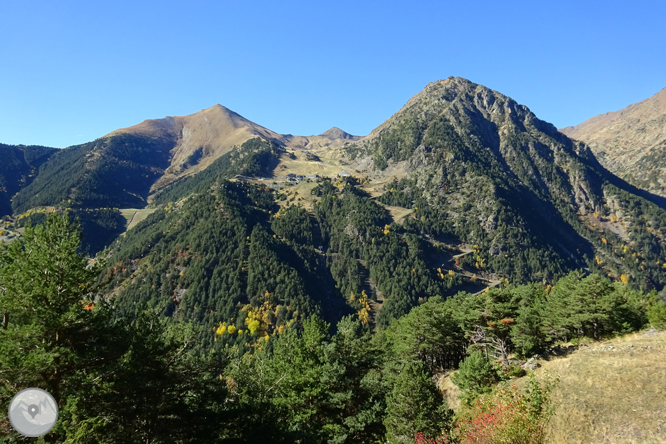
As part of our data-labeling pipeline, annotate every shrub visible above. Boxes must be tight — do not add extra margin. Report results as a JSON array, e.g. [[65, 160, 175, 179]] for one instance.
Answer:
[[450, 350, 500, 404], [647, 298, 666, 330], [415, 374, 555, 444], [506, 364, 526, 379]]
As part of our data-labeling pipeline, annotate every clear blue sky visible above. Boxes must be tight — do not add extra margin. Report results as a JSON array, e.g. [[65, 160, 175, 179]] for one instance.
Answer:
[[1, 0, 665, 148]]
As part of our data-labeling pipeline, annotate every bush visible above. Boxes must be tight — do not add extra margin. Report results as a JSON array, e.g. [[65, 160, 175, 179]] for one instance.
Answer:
[[506, 364, 526, 379], [450, 350, 500, 404], [415, 374, 556, 444], [647, 298, 666, 329]]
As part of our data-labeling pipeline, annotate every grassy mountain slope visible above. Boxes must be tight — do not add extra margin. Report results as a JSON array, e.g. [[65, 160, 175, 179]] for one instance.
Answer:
[[561, 86, 666, 198], [527, 330, 666, 443], [0, 143, 57, 216], [107, 104, 290, 192]]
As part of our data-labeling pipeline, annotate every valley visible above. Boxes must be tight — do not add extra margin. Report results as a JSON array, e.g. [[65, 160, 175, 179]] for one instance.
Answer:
[[2, 77, 666, 444]]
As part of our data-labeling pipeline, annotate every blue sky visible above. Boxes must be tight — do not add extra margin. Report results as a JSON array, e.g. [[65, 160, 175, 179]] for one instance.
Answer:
[[1, 0, 665, 148]]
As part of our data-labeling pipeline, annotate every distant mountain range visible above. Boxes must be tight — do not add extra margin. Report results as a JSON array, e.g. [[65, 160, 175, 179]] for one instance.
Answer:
[[60, 77, 663, 340], [560, 86, 666, 197], [3, 78, 666, 329], [2, 105, 359, 217]]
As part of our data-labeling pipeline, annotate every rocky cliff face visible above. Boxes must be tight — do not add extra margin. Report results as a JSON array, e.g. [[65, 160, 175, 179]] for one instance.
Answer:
[[560, 87, 666, 197]]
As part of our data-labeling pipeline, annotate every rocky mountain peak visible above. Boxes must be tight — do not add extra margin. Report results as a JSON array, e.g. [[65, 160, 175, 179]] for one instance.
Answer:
[[320, 127, 356, 140]]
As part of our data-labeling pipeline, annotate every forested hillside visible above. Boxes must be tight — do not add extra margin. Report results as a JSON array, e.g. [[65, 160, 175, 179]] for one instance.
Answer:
[[0, 143, 57, 216], [2, 212, 665, 443], [346, 77, 666, 292], [12, 133, 174, 212]]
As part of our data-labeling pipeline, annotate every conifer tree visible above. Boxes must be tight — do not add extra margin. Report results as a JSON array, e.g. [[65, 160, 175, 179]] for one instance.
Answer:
[[384, 361, 451, 443]]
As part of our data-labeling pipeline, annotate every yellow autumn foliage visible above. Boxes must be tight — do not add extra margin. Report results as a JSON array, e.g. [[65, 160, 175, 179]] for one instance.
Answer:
[[215, 322, 227, 335], [357, 290, 372, 326]]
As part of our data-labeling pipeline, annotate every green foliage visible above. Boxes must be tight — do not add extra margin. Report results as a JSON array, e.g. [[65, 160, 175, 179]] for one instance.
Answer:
[[0, 143, 57, 216], [450, 350, 500, 401], [226, 316, 387, 443], [0, 212, 659, 443], [384, 361, 452, 443], [73, 208, 127, 254], [647, 296, 666, 329], [315, 188, 464, 326], [16, 207, 127, 255], [0, 213, 229, 442], [12, 134, 173, 212], [387, 297, 465, 373], [271, 205, 314, 245], [541, 271, 645, 342], [0, 213, 105, 406], [103, 180, 336, 354]]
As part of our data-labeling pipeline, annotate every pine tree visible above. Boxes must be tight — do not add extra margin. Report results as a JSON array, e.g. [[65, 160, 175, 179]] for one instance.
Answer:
[[0, 213, 229, 442], [450, 350, 499, 403], [384, 361, 451, 443], [0, 214, 106, 408]]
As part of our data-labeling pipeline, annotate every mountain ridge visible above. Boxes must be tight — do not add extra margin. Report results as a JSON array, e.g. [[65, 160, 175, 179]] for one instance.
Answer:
[[6, 78, 666, 297], [559, 86, 666, 197]]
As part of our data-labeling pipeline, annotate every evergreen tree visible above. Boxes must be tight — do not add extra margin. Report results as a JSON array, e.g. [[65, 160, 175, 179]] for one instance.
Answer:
[[384, 361, 451, 443], [0, 213, 229, 443], [0, 214, 107, 410], [388, 296, 465, 373], [450, 350, 499, 403]]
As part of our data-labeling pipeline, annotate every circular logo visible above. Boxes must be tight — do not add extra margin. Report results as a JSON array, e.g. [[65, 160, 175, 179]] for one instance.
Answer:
[[8, 388, 58, 437]]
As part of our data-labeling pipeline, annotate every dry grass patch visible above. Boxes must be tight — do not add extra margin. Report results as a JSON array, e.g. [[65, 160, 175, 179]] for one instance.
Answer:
[[274, 181, 319, 211], [274, 152, 347, 179], [524, 331, 666, 444], [121, 208, 157, 231], [383, 205, 413, 224]]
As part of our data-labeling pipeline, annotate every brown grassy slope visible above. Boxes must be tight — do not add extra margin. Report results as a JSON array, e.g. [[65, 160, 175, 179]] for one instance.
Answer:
[[560, 87, 666, 197], [527, 331, 666, 444], [107, 104, 289, 193], [120, 208, 157, 232]]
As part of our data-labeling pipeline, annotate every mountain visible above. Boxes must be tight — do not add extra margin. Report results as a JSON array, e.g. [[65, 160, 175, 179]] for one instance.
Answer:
[[279, 128, 361, 153], [107, 104, 289, 191], [6, 79, 666, 444], [0, 143, 57, 216], [100, 77, 666, 342], [10, 105, 287, 215], [345, 77, 666, 290], [320, 127, 359, 140], [560, 86, 666, 197]]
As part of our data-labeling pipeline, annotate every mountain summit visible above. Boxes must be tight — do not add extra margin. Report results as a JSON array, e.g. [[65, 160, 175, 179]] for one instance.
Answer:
[[560, 86, 666, 197], [319, 127, 358, 140], [108, 104, 287, 188], [11, 104, 288, 213], [345, 76, 666, 290]]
